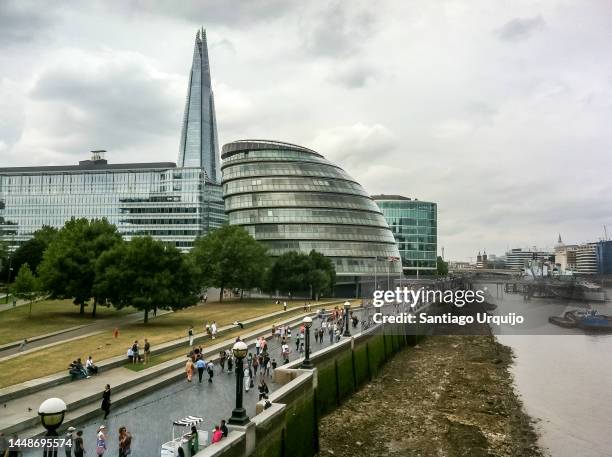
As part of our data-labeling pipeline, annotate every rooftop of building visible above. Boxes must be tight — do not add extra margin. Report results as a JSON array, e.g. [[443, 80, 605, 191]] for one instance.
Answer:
[[221, 139, 322, 159], [371, 194, 435, 204], [0, 158, 177, 174]]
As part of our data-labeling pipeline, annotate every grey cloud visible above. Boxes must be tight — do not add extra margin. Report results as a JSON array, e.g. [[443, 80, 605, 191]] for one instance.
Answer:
[[496, 15, 545, 41], [328, 62, 379, 88], [0, 0, 56, 47], [28, 51, 182, 156], [301, 2, 376, 57], [113, 0, 296, 26]]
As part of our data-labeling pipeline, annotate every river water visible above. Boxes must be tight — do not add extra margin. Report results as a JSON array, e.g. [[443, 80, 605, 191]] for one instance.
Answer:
[[484, 283, 612, 457]]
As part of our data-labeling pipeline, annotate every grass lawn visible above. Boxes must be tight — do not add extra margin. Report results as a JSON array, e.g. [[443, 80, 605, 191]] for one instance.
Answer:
[[0, 299, 138, 345], [0, 298, 349, 388]]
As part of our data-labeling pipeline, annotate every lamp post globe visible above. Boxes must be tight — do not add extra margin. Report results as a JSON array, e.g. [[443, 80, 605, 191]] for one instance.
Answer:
[[228, 341, 250, 426], [39, 397, 66, 457], [302, 316, 314, 369], [343, 301, 351, 337]]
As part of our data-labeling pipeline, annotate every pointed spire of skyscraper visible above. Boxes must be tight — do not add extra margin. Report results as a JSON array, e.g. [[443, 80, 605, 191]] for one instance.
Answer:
[[178, 27, 220, 182]]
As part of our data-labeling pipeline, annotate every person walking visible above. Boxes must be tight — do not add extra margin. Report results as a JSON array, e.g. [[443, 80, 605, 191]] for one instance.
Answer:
[[188, 326, 194, 346], [143, 338, 151, 364], [283, 301, 287, 312], [73, 430, 85, 457], [101, 385, 111, 420], [185, 356, 194, 382], [211, 321, 217, 339], [195, 357, 206, 383], [207, 361, 214, 383], [219, 350, 226, 372], [64, 426, 75, 457], [118, 426, 132, 457], [244, 366, 251, 392], [258, 379, 269, 400], [227, 353, 234, 374], [95, 426, 107, 456]]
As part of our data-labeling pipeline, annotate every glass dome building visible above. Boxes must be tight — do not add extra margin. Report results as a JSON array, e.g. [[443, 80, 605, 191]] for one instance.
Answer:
[[221, 140, 401, 294]]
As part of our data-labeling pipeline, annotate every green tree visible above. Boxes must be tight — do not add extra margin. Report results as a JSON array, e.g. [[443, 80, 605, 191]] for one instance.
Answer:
[[436, 256, 449, 276], [190, 225, 268, 301], [12, 263, 41, 318], [11, 226, 59, 276], [95, 236, 199, 323], [265, 250, 335, 299], [38, 218, 122, 316]]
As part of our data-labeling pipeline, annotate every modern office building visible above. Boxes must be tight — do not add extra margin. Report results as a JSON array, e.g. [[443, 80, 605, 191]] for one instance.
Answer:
[[0, 153, 225, 250], [371, 195, 437, 275], [178, 28, 220, 183], [505, 248, 554, 271], [596, 240, 612, 275], [220, 140, 402, 292], [0, 29, 225, 250], [575, 243, 598, 274]]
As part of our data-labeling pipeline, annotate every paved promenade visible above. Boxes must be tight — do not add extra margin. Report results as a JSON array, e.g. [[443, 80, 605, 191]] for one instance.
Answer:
[[18, 310, 356, 457], [0, 302, 356, 437]]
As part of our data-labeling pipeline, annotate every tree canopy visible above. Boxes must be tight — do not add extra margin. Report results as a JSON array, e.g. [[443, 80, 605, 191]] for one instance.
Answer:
[[38, 218, 122, 316], [12, 263, 41, 318], [190, 225, 268, 301], [265, 250, 335, 299], [94, 236, 199, 323], [11, 226, 58, 276], [436, 256, 449, 276]]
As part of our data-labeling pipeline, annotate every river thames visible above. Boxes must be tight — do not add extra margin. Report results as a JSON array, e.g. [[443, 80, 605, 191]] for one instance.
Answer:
[[487, 284, 612, 457]]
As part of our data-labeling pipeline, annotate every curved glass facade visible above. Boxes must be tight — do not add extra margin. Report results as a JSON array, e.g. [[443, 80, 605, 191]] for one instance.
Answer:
[[221, 140, 401, 277], [372, 195, 437, 273]]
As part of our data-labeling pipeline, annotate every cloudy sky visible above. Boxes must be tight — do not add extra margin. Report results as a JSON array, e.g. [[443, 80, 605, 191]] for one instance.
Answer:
[[1, 0, 611, 260]]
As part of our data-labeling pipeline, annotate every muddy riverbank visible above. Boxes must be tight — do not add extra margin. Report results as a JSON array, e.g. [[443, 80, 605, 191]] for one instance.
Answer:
[[317, 333, 543, 457]]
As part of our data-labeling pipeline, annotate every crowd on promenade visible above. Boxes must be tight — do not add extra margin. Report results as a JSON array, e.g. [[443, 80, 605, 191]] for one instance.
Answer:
[[37, 299, 360, 456]]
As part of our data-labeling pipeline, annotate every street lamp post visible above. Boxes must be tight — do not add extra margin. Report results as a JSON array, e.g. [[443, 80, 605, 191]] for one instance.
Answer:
[[301, 316, 313, 369], [228, 341, 250, 426], [39, 397, 67, 457], [343, 301, 351, 337]]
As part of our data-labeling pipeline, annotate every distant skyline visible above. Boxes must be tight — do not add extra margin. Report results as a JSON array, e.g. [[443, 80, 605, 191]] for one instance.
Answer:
[[1, 0, 610, 260]]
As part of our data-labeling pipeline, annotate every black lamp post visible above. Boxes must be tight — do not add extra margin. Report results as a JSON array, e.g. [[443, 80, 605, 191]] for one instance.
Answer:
[[39, 397, 67, 457], [228, 341, 250, 426], [301, 316, 313, 369], [343, 301, 351, 337]]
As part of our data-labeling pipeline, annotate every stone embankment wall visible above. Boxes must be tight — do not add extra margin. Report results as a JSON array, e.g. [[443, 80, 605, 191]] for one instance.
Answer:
[[196, 324, 418, 457]]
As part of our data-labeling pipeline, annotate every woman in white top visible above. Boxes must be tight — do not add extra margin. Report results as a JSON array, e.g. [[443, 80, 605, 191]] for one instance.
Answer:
[[244, 367, 251, 392]]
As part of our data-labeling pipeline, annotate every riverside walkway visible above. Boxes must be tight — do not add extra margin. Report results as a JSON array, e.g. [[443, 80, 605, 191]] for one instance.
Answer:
[[15, 309, 359, 457]]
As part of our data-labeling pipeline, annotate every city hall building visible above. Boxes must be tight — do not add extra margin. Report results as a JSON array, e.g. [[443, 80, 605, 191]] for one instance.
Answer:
[[371, 195, 438, 275], [220, 139, 402, 294], [0, 29, 225, 250]]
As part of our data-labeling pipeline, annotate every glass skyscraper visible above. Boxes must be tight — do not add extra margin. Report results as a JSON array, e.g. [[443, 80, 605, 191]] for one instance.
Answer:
[[221, 140, 402, 291], [0, 29, 225, 250], [0, 154, 225, 251], [177, 28, 220, 183], [372, 195, 438, 274]]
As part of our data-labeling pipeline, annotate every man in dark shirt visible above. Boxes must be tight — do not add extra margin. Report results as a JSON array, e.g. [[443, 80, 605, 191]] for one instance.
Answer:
[[220, 420, 228, 438], [74, 430, 85, 457]]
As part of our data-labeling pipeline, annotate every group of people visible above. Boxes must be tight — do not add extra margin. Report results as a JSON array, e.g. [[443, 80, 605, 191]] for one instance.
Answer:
[[68, 356, 98, 380], [90, 424, 132, 457], [126, 338, 151, 364], [185, 346, 215, 383], [177, 420, 228, 456]]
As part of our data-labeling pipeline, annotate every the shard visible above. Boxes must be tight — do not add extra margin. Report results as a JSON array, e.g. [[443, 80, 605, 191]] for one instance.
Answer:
[[178, 28, 220, 183]]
